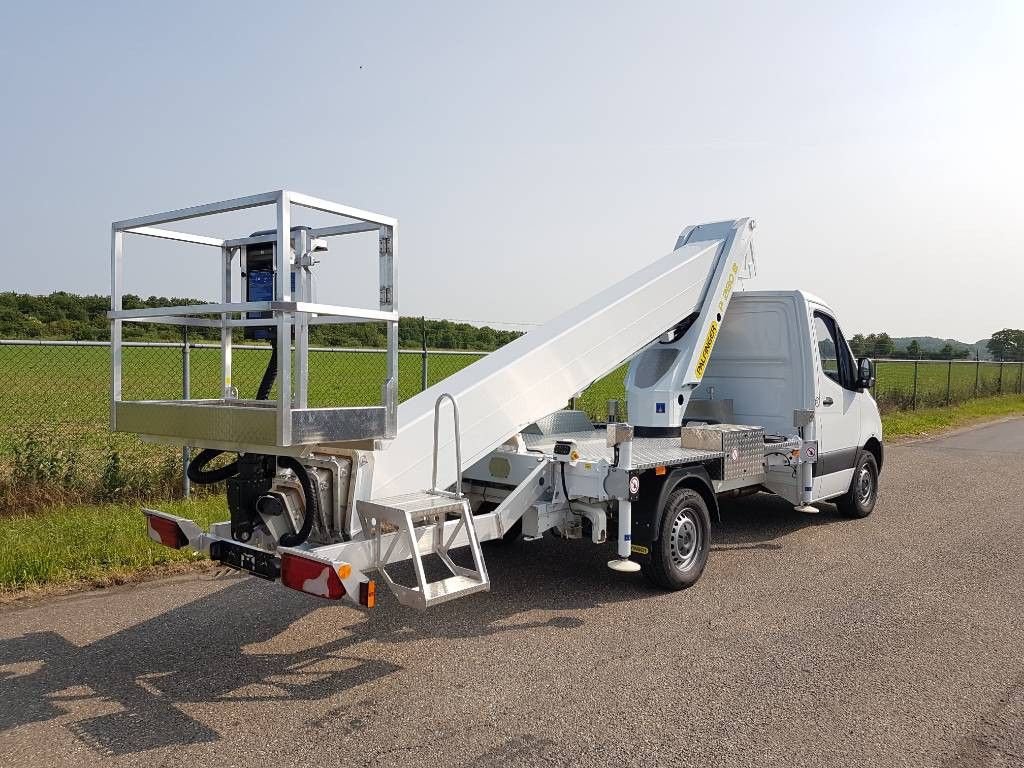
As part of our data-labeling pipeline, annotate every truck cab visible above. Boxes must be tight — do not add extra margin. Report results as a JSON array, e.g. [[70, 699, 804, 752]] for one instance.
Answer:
[[691, 289, 883, 506]]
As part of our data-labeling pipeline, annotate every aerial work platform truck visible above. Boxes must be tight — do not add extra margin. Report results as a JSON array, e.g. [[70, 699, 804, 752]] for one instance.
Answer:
[[109, 191, 883, 609]]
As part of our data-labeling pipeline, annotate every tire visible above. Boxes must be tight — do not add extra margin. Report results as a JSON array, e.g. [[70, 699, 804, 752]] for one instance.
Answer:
[[835, 451, 878, 519], [642, 487, 711, 590]]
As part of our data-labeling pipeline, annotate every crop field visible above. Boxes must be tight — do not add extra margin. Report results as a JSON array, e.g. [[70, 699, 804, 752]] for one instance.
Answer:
[[0, 342, 1021, 513]]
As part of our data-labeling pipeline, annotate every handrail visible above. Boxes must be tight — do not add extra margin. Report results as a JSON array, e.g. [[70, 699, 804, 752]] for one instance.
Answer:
[[107, 301, 398, 323], [431, 393, 463, 497]]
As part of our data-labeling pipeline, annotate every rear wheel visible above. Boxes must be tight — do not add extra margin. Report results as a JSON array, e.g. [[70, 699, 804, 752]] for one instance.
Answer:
[[835, 451, 878, 518], [642, 487, 711, 590]]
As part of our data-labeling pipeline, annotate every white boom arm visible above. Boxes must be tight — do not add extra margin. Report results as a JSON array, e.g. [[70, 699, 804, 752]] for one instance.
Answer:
[[625, 219, 757, 429], [371, 219, 757, 498]]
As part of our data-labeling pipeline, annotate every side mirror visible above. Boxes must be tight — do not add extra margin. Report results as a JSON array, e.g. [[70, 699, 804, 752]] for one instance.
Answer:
[[856, 357, 875, 390]]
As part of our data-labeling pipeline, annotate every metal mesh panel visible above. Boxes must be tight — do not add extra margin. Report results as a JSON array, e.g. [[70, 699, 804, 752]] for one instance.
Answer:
[[0, 340, 492, 511], [872, 360, 1024, 412], [1, 337, 1022, 512]]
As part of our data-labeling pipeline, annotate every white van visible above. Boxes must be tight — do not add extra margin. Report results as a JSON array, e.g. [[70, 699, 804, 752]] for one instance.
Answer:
[[695, 290, 883, 510]]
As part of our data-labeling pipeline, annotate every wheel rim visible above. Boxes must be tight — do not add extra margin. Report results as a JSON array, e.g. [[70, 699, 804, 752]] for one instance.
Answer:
[[856, 465, 875, 506], [669, 507, 701, 571]]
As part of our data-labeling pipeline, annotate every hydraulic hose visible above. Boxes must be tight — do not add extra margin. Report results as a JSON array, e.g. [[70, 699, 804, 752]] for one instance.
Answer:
[[254, 338, 278, 401], [186, 338, 278, 485], [277, 456, 318, 547], [187, 448, 241, 484]]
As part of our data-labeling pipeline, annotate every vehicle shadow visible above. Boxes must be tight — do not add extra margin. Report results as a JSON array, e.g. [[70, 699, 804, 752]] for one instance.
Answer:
[[0, 537, 647, 756], [713, 491, 845, 551], [0, 493, 847, 756]]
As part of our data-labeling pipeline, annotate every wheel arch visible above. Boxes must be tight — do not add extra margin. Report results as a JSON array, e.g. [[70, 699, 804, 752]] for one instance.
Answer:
[[862, 436, 883, 473], [633, 465, 718, 546]]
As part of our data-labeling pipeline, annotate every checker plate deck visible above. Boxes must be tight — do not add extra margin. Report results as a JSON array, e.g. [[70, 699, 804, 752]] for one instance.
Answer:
[[521, 429, 801, 471], [522, 430, 722, 470]]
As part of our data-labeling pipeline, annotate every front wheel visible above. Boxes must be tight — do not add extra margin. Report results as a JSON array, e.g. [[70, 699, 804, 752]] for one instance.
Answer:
[[835, 451, 878, 518], [642, 487, 711, 590]]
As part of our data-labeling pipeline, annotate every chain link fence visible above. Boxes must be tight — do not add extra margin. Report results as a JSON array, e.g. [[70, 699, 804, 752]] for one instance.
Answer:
[[1, 338, 1022, 512], [871, 359, 1024, 411], [0, 338, 486, 512]]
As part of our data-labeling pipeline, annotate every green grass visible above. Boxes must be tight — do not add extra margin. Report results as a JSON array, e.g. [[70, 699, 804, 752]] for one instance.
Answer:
[[0, 345, 486, 512], [579, 360, 1024, 419], [3, 345, 1020, 447], [0, 496, 228, 595], [0, 344, 485, 441], [881, 394, 1024, 439], [575, 362, 630, 419], [872, 360, 1022, 411], [2, 343, 1021, 512], [1, 343, 1021, 594], [3, 395, 1022, 594]]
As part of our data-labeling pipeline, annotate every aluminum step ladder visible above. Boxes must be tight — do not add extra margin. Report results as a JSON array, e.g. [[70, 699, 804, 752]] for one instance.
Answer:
[[358, 394, 489, 609]]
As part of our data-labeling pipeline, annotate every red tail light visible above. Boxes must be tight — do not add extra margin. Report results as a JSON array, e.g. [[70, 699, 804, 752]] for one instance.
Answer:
[[146, 514, 188, 549], [280, 553, 347, 600]]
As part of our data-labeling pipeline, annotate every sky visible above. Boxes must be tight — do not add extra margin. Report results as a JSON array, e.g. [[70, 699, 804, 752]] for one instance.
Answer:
[[1, 1, 1021, 342]]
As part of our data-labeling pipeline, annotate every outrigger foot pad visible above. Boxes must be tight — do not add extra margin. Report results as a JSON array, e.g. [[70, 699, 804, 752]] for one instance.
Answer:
[[793, 505, 818, 513], [607, 558, 641, 573]]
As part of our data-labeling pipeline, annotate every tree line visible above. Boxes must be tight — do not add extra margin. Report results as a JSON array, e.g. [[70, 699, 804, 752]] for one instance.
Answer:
[[986, 329, 1024, 361], [0, 292, 523, 351], [849, 330, 1024, 361], [848, 333, 973, 360], [4, 291, 1020, 359]]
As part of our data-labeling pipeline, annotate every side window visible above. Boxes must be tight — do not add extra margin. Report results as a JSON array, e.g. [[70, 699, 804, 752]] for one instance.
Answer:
[[813, 312, 856, 390], [833, 321, 857, 387], [814, 314, 841, 385]]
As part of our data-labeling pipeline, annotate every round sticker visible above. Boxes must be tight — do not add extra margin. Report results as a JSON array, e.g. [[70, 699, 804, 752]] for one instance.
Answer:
[[628, 476, 640, 495], [731, 447, 739, 461]]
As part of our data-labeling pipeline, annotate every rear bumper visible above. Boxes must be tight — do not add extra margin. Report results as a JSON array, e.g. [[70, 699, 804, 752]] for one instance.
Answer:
[[142, 508, 373, 605], [208, 539, 281, 580]]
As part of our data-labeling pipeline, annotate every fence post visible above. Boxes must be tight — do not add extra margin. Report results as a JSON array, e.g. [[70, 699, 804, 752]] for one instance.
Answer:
[[945, 360, 952, 406], [973, 359, 979, 399], [997, 362, 1003, 395], [420, 316, 428, 392], [1019, 362, 1023, 395], [181, 326, 191, 498], [911, 360, 918, 410]]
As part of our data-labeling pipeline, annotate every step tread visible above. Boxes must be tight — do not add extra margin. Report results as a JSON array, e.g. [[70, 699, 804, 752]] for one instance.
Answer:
[[359, 491, 467, 521], [422, 575, 489, 605]]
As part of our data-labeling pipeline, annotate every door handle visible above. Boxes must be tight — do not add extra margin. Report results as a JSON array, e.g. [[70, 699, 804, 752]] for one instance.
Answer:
[[822, 397, 834, 406]]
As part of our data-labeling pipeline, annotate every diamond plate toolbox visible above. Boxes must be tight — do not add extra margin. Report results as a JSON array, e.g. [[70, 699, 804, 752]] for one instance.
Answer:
[[680, 424, 766, 482]]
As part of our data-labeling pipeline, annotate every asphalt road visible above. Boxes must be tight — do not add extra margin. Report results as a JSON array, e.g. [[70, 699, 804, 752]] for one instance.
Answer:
[[2, 419, 1023, 768]]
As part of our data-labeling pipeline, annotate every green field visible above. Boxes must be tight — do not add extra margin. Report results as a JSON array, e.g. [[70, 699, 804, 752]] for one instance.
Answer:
[[3, 393, 1022, 594], [871, 359, 1022, 410], [1, 344, 1022, 514], [0, 344, 493, 512], [2, 339, 1022, 594]]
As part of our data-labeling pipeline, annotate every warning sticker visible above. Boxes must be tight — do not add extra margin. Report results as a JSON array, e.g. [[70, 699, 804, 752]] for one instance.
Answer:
[[694, 320, 719, 379], [800, 441, 818, 463]]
